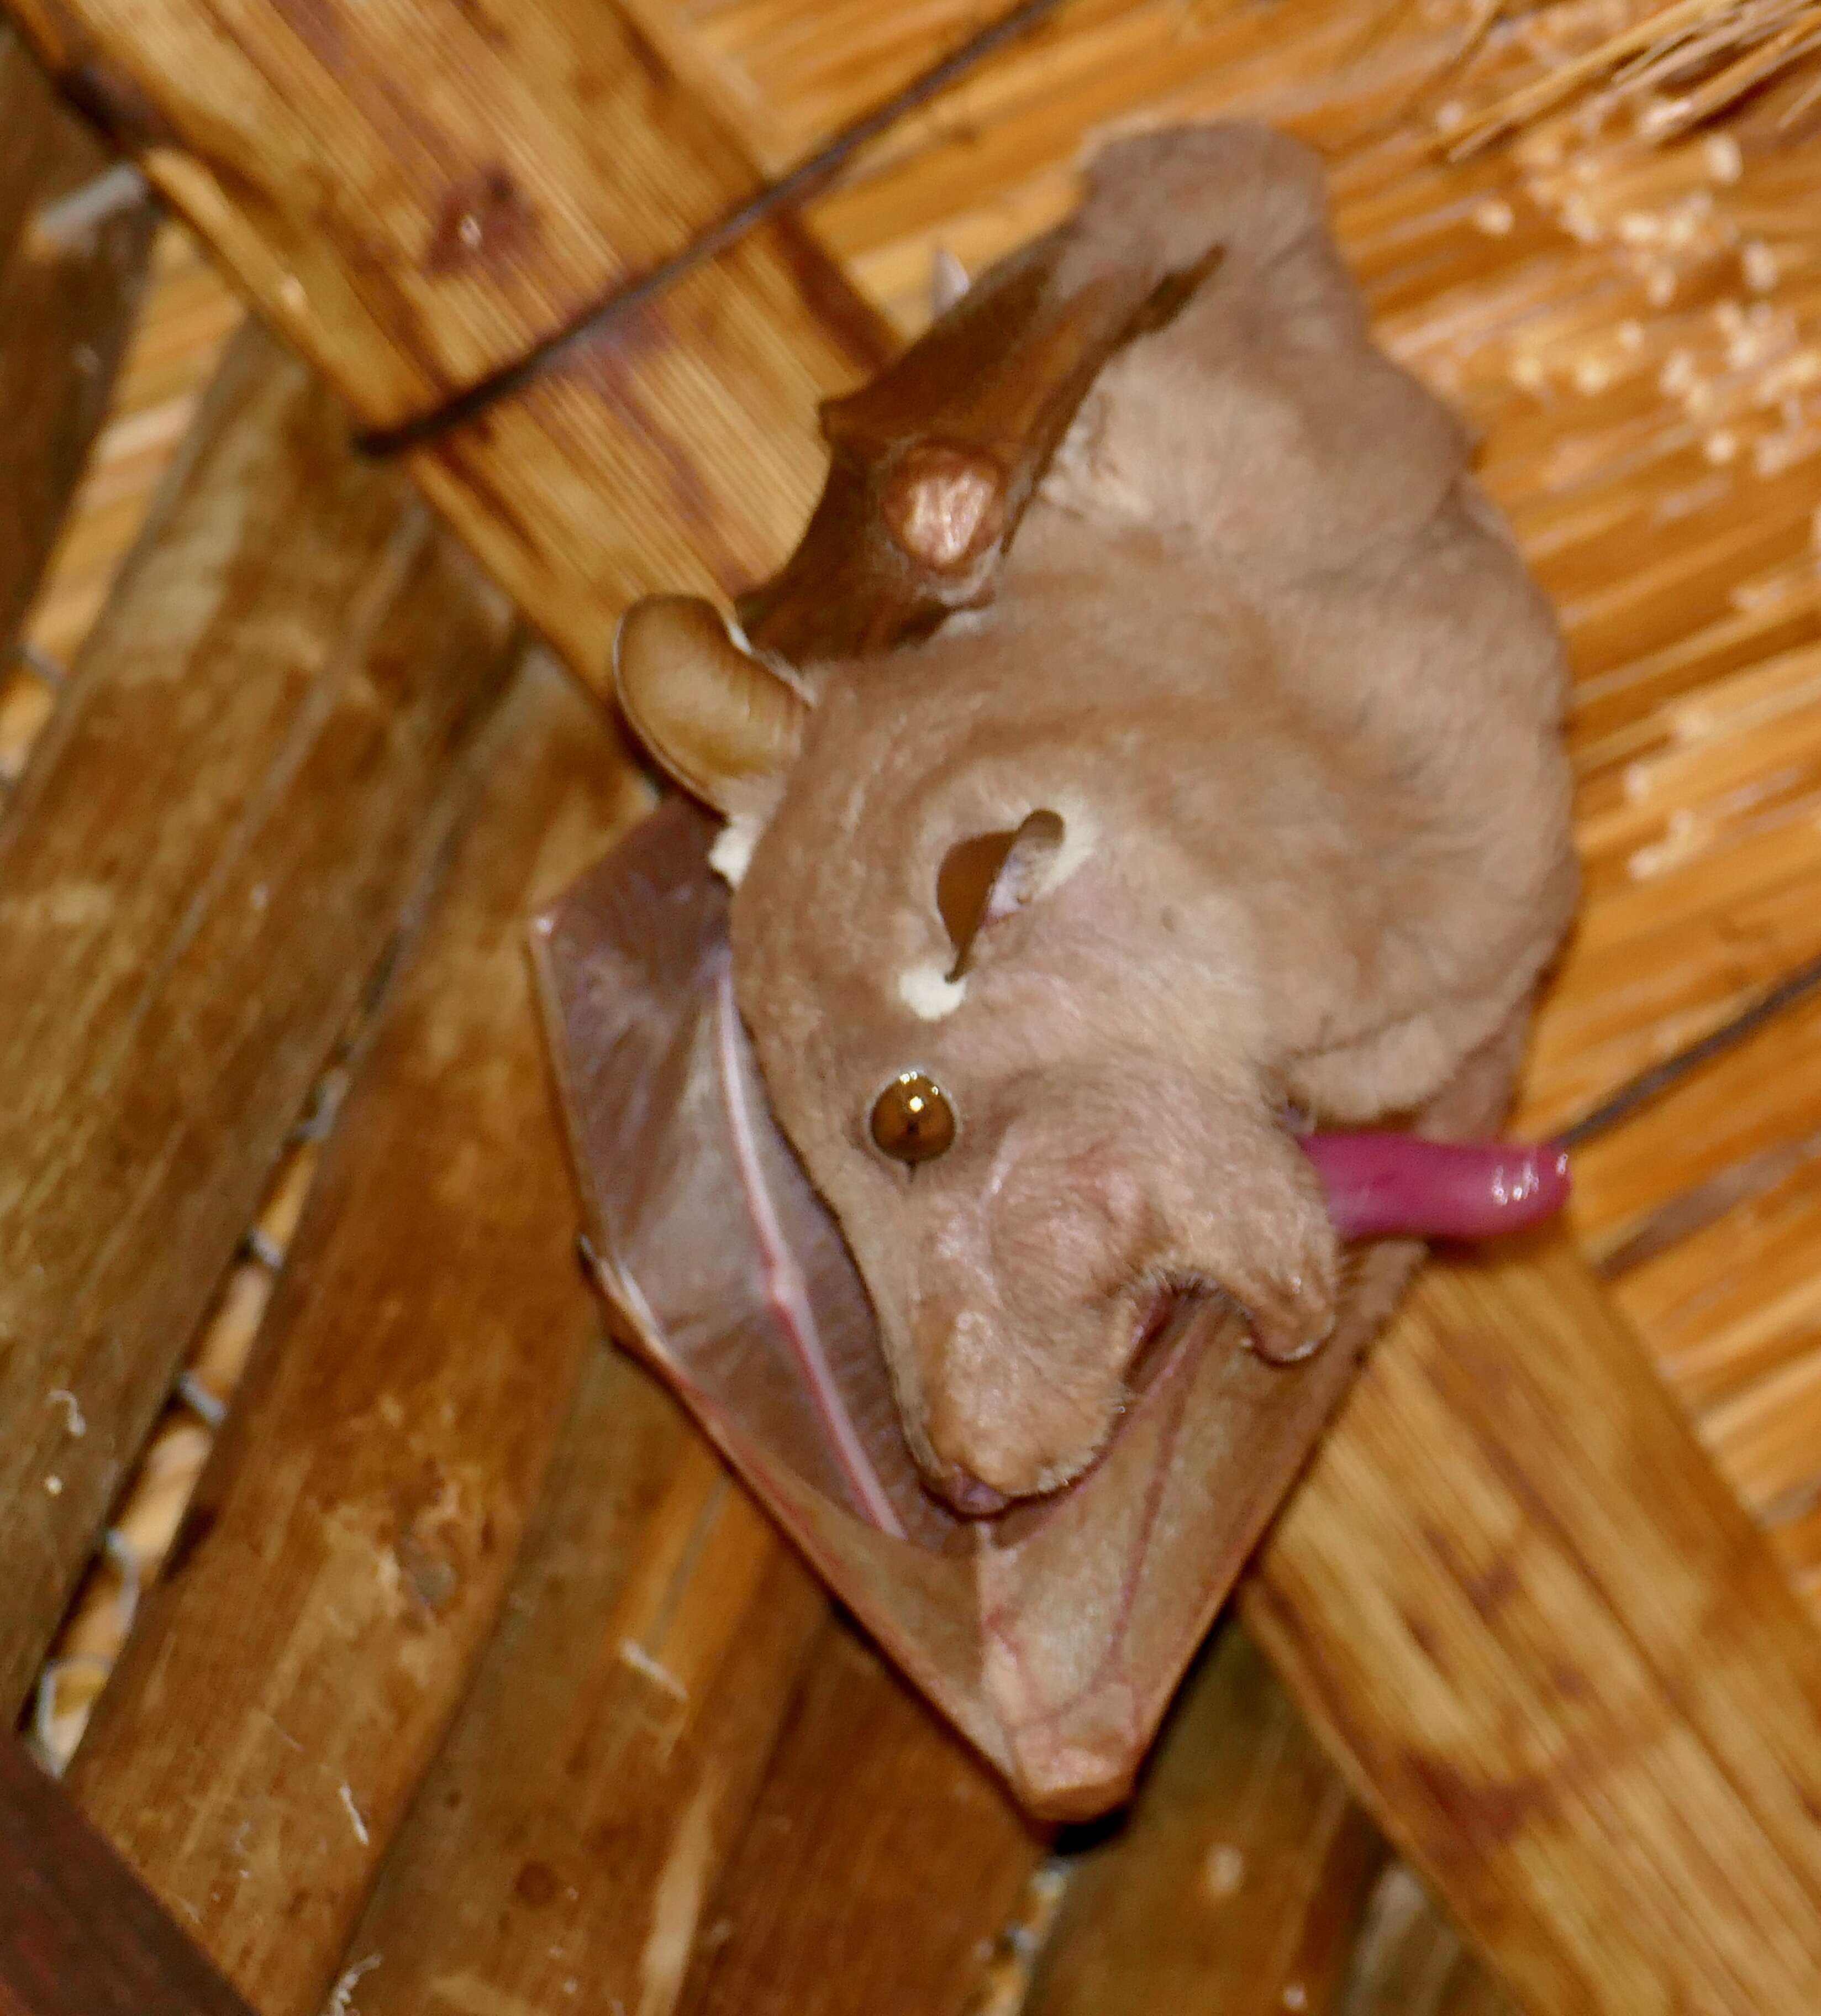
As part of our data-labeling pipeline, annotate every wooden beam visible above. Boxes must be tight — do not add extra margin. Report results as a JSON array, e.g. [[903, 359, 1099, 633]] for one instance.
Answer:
[[0, 322, 518, 1719], [672, 1629, 1044, 2016], [2, 0, 891, 680], [1246, 1229, 1821, 2016], [337, 1346, 827, 2016], [0, 1738, 252, 2016], [62, 659, 650, 2016], [1023, 1623, 1383, 2016], [1338, 1863, 1515, 2016], [0, 26, 154, 655]]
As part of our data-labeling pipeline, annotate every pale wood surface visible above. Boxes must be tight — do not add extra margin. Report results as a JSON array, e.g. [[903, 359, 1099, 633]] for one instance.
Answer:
[[0, 26, 154, 658], [1247, 1228, 1821, 2016], [16, 221, 240, 679], [1338, 1865, 1515, 2016], [1023, 1624, 1383, 2016], [0, 321, 518, 1723], [672, 1628, 1044, 2016], [62, 657, 650, 2016]]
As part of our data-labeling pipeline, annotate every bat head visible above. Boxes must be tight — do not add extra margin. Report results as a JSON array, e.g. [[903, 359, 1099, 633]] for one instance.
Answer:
[[605, 119, 1576, 1516], [613, 593, 1342, 1514]]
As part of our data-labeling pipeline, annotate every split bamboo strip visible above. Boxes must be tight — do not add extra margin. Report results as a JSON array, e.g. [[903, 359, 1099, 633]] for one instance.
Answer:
[[965, 1863, 1071, 2016], [1245, 1227, 1821, 2016], [0, 25, 154, 658], [671, 1630, 1044, 2016], [1612, 1131, 1821, 1413], [1022, 1624, 1385, 2016], [1558, 989, 1821, 1265], [339, 1348, 826, 2016], [765, 1, 1479, 328], [12, 219, 280, 1776], [15, 221, 240, 680], [3, 0, 891, 683], [1449, 0, 1821, 152], [62, 657, 648, 2016], [1338, 1865, 1515, 2016], [30, 1045, 354, 1772], [0, 321, 517, 1722]]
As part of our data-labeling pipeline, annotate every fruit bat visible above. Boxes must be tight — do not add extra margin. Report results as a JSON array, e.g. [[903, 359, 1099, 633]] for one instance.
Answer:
[[536, 120, 1576, 1814]]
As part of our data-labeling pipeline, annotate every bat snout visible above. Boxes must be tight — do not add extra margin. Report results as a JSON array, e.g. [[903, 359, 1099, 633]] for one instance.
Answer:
[[912, 1300, 1131, 1507], [900, 1131, 1165, 1506], [883, 1080, 1333, 1511], [922, 1379, 1117, 1505]]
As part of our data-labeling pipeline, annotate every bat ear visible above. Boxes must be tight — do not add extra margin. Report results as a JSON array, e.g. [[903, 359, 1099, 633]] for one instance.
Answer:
[[612, 595, 810, 817], [938, 807, 1065, 979]]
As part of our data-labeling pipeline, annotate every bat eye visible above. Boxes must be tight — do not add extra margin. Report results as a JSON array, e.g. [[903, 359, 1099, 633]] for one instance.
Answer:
[[870, 1070, 956, 1164]]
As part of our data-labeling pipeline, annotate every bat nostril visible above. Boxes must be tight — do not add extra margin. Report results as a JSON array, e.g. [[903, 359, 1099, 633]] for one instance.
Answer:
[[941, 1468, 1010, 1518]]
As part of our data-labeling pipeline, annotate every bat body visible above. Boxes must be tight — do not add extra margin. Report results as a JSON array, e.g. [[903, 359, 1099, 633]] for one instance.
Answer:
[[613, 122, 1577, 1517]]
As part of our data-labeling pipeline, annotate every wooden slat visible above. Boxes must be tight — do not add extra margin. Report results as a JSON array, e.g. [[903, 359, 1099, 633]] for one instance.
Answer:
[[672, 1627, 1044, 2016], [341, 1358, 1033, 2016], [4, 0, 892, 682], [0, 25, 154, 655], [1023, 1624, 1383, 2016], [62, 658, 649, 2016], [0, 322, 518, 1720], [339, 1345, 826, 2016], [0, 1739, 253, 2016], [1338, 1865, 1514, 2016], [1245, 1228, 1821, 2016]]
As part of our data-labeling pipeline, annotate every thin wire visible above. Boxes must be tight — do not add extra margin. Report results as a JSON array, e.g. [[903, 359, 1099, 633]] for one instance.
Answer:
[[1556, 947, 1821, 1148], [357, 0, 1069, 458]]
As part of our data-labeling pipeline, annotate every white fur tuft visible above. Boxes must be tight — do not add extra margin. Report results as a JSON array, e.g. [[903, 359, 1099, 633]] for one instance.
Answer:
[[1046, 794, 1101, 893], [898, 962, 967, 1020], [709, 814, 762, 888]]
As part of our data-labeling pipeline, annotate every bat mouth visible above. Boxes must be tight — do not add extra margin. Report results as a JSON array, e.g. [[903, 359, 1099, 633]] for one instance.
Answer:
[[878, 1130, 1578, 1524], [936, 1130, 1574, 1518], [1123, 1278, 1206, 1400], [1090, 1132, 1576, 1480]]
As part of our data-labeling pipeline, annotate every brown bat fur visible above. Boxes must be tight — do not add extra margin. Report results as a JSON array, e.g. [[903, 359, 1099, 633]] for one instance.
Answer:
[[636, 123, 1577, 1509]]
